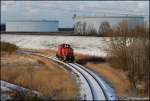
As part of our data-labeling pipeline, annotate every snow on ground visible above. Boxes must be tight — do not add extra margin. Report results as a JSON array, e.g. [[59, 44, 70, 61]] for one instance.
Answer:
[[75, 63, 118, 100], [1, 34, 110, 57], [1, 80, 41, 95], [69, 63, 106, 100], [125, 97, 149, 100], [49, 57, 93, 100], [1, 92, 13, 101], [1, 86, 14, 101], [1, 80, 41, 101]]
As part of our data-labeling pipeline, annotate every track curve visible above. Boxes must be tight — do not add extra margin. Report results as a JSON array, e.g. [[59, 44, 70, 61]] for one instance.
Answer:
[[50, 57, 106, 100], [68, 63, 106, 100], [17, 50, 118, 100]]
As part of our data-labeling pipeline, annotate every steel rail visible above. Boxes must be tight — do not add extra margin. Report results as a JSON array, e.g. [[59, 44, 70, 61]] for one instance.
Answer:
[[73, 63, 108, 100], [17, 50, 108, 100], [69, 63, 106, 100]]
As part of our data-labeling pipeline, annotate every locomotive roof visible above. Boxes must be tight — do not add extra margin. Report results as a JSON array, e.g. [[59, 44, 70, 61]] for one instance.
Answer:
[[59, 44, 71, 48]]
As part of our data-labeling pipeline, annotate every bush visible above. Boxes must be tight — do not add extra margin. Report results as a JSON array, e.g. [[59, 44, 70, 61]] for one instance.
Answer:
[[0, 41, 19, 53], [106, 21, 149, 96]]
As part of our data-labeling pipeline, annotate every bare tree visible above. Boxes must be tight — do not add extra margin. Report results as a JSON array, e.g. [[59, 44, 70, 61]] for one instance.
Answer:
[[87, 24, 97, 35], [74, 21, 82, 35], [99, 21, 112, 35], [82, 22, 87, 35], [106, 21, 149, 96], [74, 22, 98, 35]]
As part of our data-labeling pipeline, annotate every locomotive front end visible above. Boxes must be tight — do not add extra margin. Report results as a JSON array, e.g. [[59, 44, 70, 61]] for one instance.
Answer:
[[56, 44, 75, 62]]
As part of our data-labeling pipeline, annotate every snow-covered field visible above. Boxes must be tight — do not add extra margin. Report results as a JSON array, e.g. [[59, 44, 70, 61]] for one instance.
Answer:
[[1, 34, 110, 57]]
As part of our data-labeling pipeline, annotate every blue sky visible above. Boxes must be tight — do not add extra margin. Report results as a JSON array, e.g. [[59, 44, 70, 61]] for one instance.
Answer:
[[1, 1, 149, 28]]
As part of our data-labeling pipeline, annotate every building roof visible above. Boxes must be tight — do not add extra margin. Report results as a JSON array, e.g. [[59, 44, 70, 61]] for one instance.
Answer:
[[74, 15, 144, 19], [5, 20, 59, 22]]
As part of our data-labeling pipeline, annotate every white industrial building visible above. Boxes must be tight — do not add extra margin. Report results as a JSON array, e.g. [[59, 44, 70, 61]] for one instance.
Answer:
[[73, 15, 144, 35], [6, 20, 59, 32]]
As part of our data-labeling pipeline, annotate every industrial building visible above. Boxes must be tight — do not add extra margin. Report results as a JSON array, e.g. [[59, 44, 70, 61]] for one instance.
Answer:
[[73, 15, 144, 35], [6, 20, 59, 32]]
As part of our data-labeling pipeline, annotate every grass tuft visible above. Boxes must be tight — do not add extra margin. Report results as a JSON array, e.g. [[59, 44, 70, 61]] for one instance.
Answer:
[[0, 41, 18, 53]]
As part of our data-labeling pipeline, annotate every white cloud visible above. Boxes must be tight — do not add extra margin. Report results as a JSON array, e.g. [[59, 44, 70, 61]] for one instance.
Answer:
[[1, 1, 16, 11], [1, 1, 149, 27]]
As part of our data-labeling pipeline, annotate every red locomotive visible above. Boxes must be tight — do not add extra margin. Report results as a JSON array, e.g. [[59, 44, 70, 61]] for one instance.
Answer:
[[56, 44, 75, 62]]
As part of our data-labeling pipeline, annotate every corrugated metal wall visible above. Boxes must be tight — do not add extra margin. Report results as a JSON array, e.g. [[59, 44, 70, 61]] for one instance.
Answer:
[[74, 16, 144, 34], [6, 21, 59, 32]]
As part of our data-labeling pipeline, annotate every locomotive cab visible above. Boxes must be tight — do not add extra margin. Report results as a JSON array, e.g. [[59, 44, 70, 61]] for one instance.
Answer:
[[56, 44, 75, 62]]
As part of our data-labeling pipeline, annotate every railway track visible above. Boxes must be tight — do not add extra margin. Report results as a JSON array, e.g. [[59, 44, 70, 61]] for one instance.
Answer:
[[17, 50, 117, 100], [52, 57, 106, 100], [68, 63, 106, 100]]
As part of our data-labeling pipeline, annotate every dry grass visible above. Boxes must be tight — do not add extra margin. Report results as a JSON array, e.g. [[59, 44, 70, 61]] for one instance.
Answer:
[[0, 41, 19, 53], [20, 48, 56, 56], [1, 52, 79, 100], [105, 21, 149, 97], [74, 53, 132, 98], [86, 63, 131, 97]]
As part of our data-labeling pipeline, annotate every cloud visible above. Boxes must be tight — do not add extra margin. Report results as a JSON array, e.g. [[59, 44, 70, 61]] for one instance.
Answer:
[[1, 1, 149, 27], [1, 1, 16, 11]]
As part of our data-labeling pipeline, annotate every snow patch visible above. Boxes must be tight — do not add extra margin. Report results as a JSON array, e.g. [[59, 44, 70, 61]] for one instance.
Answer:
[[1, 34, 110, 57], [1, 80, 42, 101]]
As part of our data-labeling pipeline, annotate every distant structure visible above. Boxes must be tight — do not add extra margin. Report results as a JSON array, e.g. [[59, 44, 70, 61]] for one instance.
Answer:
[[73, 15, 144, 35], [58, 28, 74, 31], [6, 20, 59, 32], [0, 23, 6, 32]]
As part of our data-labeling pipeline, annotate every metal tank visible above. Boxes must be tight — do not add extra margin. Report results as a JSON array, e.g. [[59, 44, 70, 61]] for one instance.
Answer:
[[6, 20, 59, 32]]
